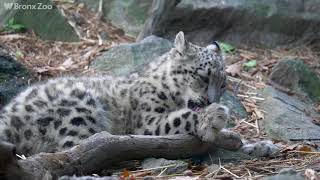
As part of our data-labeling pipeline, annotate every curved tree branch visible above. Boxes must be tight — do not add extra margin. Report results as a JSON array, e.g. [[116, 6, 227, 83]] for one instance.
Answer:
[[6, 130, 242, 180]]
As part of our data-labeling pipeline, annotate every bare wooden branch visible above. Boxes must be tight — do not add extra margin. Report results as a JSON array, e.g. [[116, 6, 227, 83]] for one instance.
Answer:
[[9, 131, 242, 180]]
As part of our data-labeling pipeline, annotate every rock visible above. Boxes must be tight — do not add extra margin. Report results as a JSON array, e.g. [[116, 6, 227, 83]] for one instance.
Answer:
[[59, 176, 119, 180], [260, 86, 320, 141], [221, 91, 248, 121], [0, 52, 31, 109], [151, 0, 320, 48], [202, 148, 253, 164], [141, 158, 188, 175], [99, 31, 109, 41], [206, 164, 220, 174], [142, 177, 155, 180], [0, 0, 79, 42], [262, 168, 305, 180], [76, 0, 152, 37], [90, 36, 173, 76], [182, 170, 193, 176], [269, 59, 320, 102]]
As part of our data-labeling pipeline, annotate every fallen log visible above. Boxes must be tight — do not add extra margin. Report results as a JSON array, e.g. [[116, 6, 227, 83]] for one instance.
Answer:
[[8, 130, 242, 180]]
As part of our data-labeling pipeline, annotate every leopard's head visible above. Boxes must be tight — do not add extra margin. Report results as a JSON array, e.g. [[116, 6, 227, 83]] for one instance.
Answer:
[[169, 31, 226, 109]]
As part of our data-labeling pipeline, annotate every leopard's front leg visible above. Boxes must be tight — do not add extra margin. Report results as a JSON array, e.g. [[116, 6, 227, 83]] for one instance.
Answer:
[[196, 103, 229, 142], [133, 103, 229, 143]]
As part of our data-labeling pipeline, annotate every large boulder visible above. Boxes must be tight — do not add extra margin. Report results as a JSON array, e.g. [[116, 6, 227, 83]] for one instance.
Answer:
[[152, 0, 320, 48], [0, 52, 32, 109], [260, 86, 320, 141], [0, 0, 79, 42], [269, 59, 320, 102], [90, 35, 172, 76]]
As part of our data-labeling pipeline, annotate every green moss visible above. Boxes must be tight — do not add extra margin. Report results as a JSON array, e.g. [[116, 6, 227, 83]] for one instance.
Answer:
[[295, 61, 320, 102], [0, 73, 9, 82], [254, 4, 272, 16], [279, 59, 320, 102], [12, 0, 79, 42], [127, 0, 149, 24]]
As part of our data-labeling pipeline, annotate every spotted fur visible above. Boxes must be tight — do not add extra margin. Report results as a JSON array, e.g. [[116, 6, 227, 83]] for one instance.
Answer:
[[0, 32, 227, 155]]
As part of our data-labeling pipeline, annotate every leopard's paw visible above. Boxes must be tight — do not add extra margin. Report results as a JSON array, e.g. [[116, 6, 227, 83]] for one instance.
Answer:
[[241, 140, 280, 157], [197, 103, 229, 142]]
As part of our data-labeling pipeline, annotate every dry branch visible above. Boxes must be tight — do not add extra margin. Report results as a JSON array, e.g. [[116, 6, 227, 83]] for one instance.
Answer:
[[9, 130, 242, 180]]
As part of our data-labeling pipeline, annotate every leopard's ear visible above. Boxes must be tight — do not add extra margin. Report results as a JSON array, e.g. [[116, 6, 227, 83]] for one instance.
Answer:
[[174, 31, 186, 53]]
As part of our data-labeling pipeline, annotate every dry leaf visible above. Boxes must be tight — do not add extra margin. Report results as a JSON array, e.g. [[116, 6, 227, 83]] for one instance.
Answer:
[[253, 108, 264, 119], [120, 169, 132, 179], [316, 104, 320, 113], [297, 145, 313, 152], [304, 169, 319, 180], [61, 57, 74, 68], [240, 72, 255, 80], [226, 63, 241, 77], [255, 82, 266, 89], [260, 66, 269, 71], [243, 104, 253, 113], [239, 53, 255, 60], [281, 143, 299, 153]]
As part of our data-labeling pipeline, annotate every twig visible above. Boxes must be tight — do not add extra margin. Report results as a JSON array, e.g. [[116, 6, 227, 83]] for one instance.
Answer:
[[246, 168, 252, 180], [157, 167, 168, 177], [290, 151, 320, 154], [255, 119, 260, 135], [98, 0, 103, 13], [240, 119, 257, 128], [237, 94, 265, 101], [228, 76, 257, 90], [121, 164, 177, 174], [213, 158, 241, 179]]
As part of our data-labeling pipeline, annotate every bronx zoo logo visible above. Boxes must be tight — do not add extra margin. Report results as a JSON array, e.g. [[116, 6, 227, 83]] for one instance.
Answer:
[[3, 2, 53, 10]]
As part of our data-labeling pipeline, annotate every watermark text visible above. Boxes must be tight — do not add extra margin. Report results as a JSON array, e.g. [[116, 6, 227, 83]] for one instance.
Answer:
[[4, 2, 53, 10]]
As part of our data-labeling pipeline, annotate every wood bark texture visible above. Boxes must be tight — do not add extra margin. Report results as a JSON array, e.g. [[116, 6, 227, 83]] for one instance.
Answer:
[[5, 130, 242, 180]]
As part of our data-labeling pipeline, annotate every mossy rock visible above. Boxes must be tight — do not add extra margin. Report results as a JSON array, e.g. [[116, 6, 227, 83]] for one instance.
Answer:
[[270, 59, 320, 102], [295, 61, 320, 102], [1, 0, 79, 42], [90, 36, 173, 76]]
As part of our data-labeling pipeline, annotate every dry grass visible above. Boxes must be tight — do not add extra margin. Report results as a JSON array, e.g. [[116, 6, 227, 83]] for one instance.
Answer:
[[0, 1, 134, 80]]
